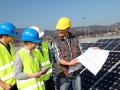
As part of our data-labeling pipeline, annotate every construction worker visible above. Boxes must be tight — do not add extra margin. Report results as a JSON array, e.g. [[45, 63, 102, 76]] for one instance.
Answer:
[[14, 28, 48, 90], [29, 26, 55, 90], [50, 17, 82, 90], [0, 22, 18, 90]]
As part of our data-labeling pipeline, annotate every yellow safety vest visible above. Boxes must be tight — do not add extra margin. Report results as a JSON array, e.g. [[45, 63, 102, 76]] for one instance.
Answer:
[[0, 43, 15, 90], [36, 42, 52, 81], [16, 48, 45, 90]]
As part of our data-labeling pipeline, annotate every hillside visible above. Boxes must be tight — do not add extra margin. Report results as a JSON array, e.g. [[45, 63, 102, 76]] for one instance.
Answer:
[[15, 22, 120, 42]]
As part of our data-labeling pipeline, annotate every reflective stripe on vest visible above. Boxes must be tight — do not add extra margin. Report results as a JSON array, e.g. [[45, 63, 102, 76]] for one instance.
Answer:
[[0, 61, 14, 71], [42, 42, 52, 81], [17, 48, 45, 90], [1, 73, 14, 81], [17, 78, 45, 90], [35, 42, 52, 81], [22, 81, 44, 90], [0, 44, 15, 87], [17, 78, 36, 84], [41, 60, 50, 67]]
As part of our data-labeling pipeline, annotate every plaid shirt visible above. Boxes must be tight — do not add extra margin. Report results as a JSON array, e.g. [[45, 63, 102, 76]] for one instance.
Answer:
[[49, 36, 83, 90], [49, 38, 83, 63]]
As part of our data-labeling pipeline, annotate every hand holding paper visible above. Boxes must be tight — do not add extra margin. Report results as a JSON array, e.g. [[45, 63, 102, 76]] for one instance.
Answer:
[[69, 59, 80, 66], [76, 47, 109, 75], [68, 47, 109, 75]]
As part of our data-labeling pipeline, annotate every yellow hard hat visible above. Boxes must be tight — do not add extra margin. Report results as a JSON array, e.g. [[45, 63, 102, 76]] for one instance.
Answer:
[[56, 17, 71, 30]]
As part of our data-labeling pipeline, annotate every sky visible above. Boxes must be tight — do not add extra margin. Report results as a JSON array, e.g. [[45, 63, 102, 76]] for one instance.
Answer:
[[0, 0, 120, 30]]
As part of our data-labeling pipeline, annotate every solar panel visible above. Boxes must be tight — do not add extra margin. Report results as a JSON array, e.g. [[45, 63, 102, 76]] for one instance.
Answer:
[[97, 38, 120, 43], [91, 62, 120, 90], [80, 51, 120, 90], [81, 39, 120, 51]]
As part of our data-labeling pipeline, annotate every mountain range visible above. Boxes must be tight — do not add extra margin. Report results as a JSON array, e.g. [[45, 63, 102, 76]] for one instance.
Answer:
[[15, 22, 120, 42]]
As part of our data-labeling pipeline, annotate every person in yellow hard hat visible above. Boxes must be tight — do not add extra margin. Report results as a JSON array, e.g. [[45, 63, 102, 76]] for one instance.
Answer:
[[56, 17, 71, 30], [50, 17, 82, 90]]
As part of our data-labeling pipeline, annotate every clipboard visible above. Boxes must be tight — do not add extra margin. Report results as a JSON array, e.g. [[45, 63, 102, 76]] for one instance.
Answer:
[[44, 63, 52, 70]]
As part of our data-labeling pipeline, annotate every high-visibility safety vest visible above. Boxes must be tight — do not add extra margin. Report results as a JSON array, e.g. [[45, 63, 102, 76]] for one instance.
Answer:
[[36, 42, 52, 81], [0, 43, 15, 90], [17, 48, 45, 90]]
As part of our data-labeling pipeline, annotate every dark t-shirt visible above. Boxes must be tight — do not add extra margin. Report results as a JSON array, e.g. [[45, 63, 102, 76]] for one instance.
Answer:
[[0, 41, 11, 54]]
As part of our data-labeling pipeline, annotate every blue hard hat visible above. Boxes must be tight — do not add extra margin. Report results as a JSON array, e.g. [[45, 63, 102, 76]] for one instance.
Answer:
[[21, 28, 42, 43], [0, 22, 18, 36]]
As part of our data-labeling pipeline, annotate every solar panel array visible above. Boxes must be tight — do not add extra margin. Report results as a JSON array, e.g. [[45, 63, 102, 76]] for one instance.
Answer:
[[80, 38, 120, 90], [80, 52, 120, 90], [81, 38, 120, 51]]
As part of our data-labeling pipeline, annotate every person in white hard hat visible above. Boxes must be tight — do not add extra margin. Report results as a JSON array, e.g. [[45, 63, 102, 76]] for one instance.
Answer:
[[29, 26, 45, 38], [29, 26, 55, 90]]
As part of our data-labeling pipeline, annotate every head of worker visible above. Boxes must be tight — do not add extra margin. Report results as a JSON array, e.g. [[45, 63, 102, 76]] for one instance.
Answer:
[[29, 26, 45, 38], [56, 17, 71, 38], [0, 22, 18, 44], [29, 26, 46, 46], [21, 28, 42, 50]]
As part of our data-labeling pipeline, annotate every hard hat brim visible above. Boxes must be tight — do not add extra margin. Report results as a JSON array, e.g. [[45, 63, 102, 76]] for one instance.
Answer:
[[32, 39, 42, 43], [0, 32, 18, 36], [39, 31, 44, 38], [22, 39, 42, 43], [9, 32, 18, 36]]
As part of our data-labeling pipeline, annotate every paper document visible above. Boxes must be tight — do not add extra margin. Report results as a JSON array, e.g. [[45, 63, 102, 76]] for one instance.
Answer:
[[69, 48, 109, 75]]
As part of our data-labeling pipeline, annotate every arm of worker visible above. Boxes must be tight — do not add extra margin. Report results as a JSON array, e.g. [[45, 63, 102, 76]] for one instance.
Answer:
[[49, 41, 80, 66], [59, 59, 80, 66], [14, 54, 28, 80], [14, 54, 47, 80], [0, 80, 12, 90]]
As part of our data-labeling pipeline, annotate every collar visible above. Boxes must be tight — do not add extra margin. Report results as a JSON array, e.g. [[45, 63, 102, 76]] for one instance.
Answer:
[[22, 47, 31, 53]]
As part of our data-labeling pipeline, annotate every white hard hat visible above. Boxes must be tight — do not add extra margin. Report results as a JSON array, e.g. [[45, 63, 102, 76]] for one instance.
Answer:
[[29, 26, 45, 38]]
